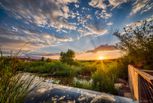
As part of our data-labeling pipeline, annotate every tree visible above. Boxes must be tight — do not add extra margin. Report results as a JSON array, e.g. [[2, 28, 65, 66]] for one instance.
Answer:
[[41, 57, 45, 61], [60, 49, 75, 65], [46, 58, 51, 62], [113, 18, 153, 69]]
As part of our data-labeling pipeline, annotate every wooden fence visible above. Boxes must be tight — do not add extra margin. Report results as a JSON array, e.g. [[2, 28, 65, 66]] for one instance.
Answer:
[[128, 65, 153, 103]]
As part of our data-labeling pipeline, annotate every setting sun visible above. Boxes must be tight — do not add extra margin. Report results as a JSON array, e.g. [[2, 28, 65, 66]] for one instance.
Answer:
[[98, 56, 106, 60], [0, 0, 153, 102]]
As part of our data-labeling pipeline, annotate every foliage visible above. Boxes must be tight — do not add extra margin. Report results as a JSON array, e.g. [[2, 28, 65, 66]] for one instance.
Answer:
[[116, 56, 131, 80], [92, 62, 118, 94], [114, 18, 153, 69], [77, 61, 97, 76], [0, 56, 33, 103], [18, 60, 124, 94], [46, 58, 52, 62], [60, 49, 75, 65], [73, 77, 92, 89], [19, 61, 78, 77], [41, 57, 45, 61]]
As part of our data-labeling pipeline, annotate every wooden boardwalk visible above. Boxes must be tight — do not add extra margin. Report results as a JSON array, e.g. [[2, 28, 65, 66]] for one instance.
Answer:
[[128, 65, 153, 103]]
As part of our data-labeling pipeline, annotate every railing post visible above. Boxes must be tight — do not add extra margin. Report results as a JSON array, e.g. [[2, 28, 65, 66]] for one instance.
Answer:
[[138, 75, 142, 103], [128, 65, 139, 100], [128, 65, 153, 103]]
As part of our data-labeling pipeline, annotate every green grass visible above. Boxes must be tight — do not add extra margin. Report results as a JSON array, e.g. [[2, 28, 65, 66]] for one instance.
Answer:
[[18, 61, 79, 77], [76, 61, 97, 76], [1, 56, 129, 95], [91, 62, 116, 94], [0, 57, 34, 103], [71, 61, 128, 94], [72, 77, 92, 89]]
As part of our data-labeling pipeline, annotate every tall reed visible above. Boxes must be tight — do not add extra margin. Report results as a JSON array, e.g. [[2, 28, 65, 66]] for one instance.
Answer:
[[0, 51, 34, 103]]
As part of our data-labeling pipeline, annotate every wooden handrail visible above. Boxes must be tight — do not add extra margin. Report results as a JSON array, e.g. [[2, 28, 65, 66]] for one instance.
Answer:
[[128, 65, 153, 103]]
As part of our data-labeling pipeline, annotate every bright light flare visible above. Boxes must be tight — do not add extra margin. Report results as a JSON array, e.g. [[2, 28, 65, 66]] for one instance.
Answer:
[[98, 56, 106, 60]]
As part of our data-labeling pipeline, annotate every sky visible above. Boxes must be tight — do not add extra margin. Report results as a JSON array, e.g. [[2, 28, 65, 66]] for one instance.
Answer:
[[0, 0, 153, 58]]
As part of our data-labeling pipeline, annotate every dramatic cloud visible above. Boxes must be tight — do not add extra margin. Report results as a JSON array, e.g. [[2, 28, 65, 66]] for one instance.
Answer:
[[61, 0, 78, 4], [109, 0, 129, 8], [89, 0, 129, 9], [106, 22, 113, 26], [86, 25, 108, 36], [0, 25, 72, 51], [126, 21, 142, 27], [129, 0, 153, 16], [0, 0, 78, 31], [88, 0, 129, 20], [125, 16, 153, 31], [89, 0, 112, 19], [77, 15, 92, 25], [89, 0, 107, 10], [96, 10, 112, 19], [141, 2, 153, 14], [0, 0, 153, 55]]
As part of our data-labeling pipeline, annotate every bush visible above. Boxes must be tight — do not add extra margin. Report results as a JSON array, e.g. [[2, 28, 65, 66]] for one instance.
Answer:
[[60, 49, 75, 65], [92, 62, 118, 94], [73, 77, 92, 89], [77, 61, 97, 76], [0, 57, 33, 103], [18, 59, 127, 94], [114, 18, 153, 69], [116, 56, 131, 80], [19, 61, 78, 77]]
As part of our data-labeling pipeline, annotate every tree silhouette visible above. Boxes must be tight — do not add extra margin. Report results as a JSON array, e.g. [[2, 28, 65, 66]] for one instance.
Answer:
[[41, 57, 45, 61], [114, 18, 153, 69], [60, 49, 75, 65]]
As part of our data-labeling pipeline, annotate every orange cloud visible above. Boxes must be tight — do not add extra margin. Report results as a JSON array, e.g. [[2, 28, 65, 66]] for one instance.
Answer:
[[47, 50, 123, 60]]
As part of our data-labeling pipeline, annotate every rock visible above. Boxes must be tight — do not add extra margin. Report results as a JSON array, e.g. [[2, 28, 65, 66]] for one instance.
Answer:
[[91, 95, 115, 103], [22, 73, 134, 103]]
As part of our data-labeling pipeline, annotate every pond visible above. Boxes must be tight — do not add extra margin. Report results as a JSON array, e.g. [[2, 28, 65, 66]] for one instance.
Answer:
[[22, 73, 134, 103], [31, 73, 93, 89]]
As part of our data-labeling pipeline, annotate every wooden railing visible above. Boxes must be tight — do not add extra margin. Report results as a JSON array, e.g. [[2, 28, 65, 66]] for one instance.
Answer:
[[128, 65, 153, 103]]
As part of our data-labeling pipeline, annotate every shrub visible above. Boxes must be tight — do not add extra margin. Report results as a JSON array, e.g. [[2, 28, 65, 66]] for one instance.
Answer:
[[19, 61, 78, 77], [114, 18, 153, 69], [73, 77, 92, 89], [60, 49, 75, 65], [77, 61, 97, 76], [92, 62, 118, 94], [0, 56, 33, 103]]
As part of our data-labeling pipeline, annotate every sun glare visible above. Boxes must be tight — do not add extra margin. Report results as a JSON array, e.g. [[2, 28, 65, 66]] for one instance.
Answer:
[[98, 56, 105, 60]]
